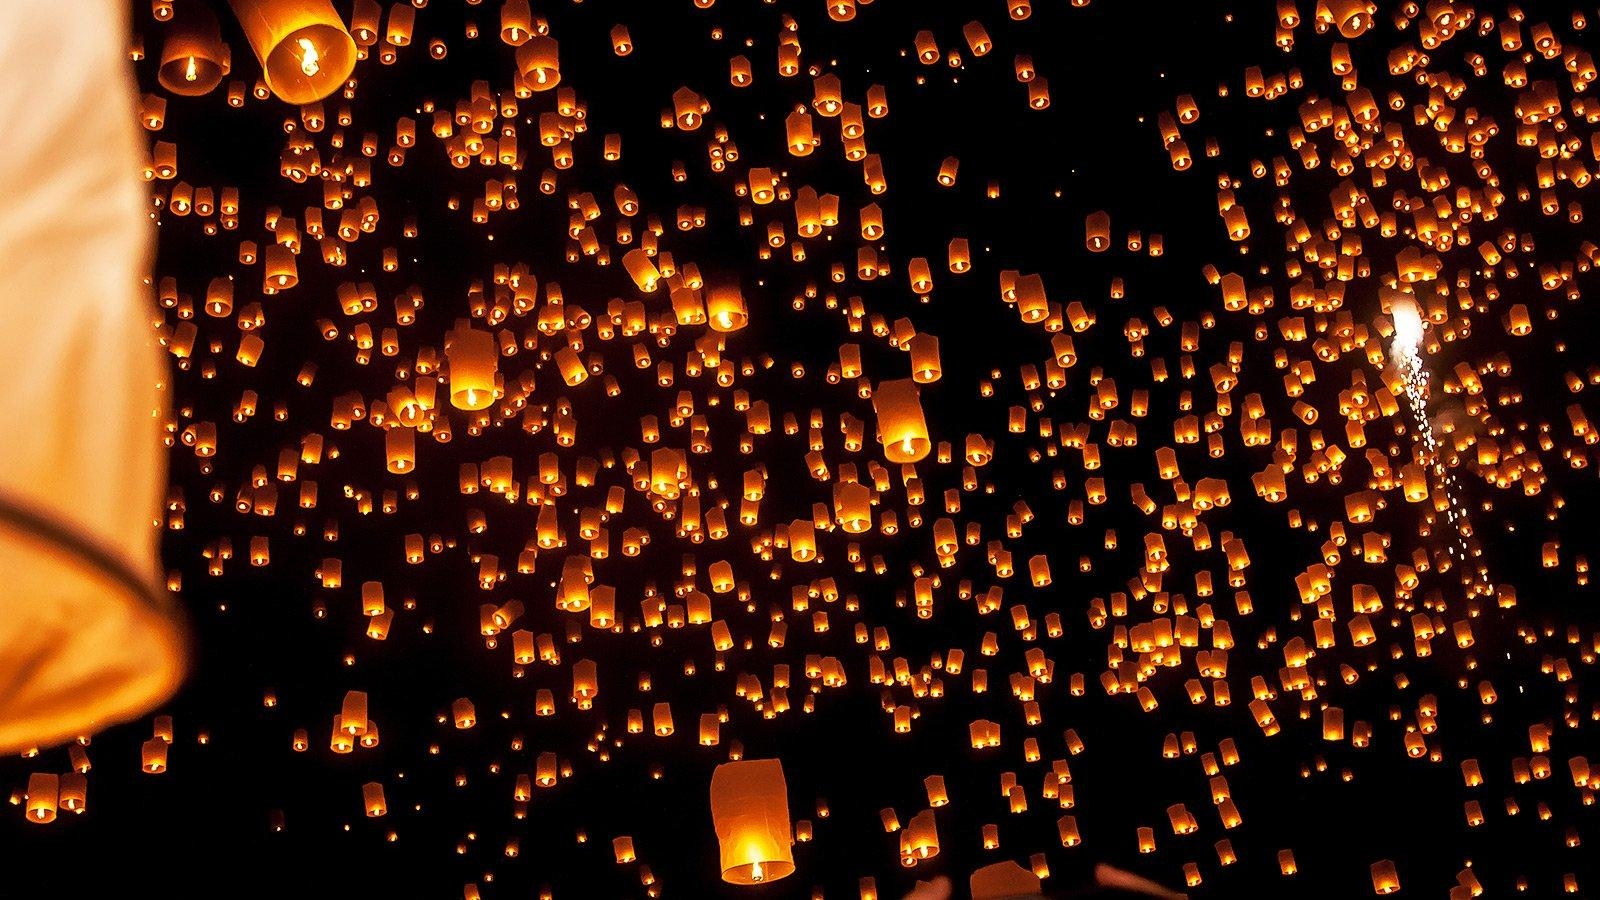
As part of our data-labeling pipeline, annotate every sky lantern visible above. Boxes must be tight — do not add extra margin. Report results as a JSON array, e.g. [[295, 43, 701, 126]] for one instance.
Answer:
[[446, 324, 498, 411], [873, 379, 930, 463], [710, 759, 796, 884], [157, 0, 230, 97], [49, 0, 1600, 890], [227, 0, 357, 104], [0, 0, 188, 756], [515, 35, 561, 90]]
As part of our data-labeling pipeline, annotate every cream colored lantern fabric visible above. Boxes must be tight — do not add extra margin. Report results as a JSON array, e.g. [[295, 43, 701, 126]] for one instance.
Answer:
[[0, 0, 187, 753]]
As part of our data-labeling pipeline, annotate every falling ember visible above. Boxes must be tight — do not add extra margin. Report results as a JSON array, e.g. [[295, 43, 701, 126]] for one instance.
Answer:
[[1392, 300, 1490, 594]]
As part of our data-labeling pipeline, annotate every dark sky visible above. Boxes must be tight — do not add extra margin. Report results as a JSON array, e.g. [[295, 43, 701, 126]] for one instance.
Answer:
[[7, 1, 1600, 898]]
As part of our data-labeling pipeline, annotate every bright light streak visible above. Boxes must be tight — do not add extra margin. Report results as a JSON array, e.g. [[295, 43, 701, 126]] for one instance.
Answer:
[[1395, 342, 1491, 594]]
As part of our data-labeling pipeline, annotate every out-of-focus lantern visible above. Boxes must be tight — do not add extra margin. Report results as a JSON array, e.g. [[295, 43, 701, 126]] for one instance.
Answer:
[[227, 0, 358, 104], [0, 0, 188, 755], [710, 758, 796, 884], [970, 861, 1040, 899]]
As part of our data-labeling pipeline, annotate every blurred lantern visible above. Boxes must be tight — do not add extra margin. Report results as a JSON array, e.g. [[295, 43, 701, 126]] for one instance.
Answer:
[[0, 0, 187, 756], [227, 0, 358, 104], [710, 758, 796, 884], [970, 860, 1041, 900]]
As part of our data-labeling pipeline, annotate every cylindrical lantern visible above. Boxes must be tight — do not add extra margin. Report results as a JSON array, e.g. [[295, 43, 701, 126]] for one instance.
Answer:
[[873, 379, 930, 463], [0, 0, 188, 756], [447, 325, 498, 410], [710, 758, 796, 884], [25, 773, 60, 823], [158, 1, 230, 97], [515, 36, 561, 90], [227, 0, 358, 104]]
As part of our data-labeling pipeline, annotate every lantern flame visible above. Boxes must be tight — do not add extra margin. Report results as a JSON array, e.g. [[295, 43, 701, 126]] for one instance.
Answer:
[[184, 56, 199, 82], [297, 38, 321, 77]]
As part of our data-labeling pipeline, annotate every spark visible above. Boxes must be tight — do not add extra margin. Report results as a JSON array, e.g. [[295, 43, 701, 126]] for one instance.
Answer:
[[1394, 340, 1491, 594]]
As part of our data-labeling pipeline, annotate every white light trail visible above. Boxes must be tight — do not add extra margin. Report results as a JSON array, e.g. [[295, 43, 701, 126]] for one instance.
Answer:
[[1391, 301, 1492, 595]]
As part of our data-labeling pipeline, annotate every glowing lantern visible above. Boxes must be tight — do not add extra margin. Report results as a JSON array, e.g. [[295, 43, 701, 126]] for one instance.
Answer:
[[159, 1, 230, 97], [227, 0, 357, 104], [447, 325, 498, 410], [25, 773, 60, 824], [902, 810, 940, 863], [873, 379, 931, 463], [362, 781, 387, 817], [0, 9, 188, 753], [1324, 0, 1376, 37], [710, 759, 796, 884], [706, 280, 748, 332], [1371, 860, 1400, 894], [516, 36, 561, 90]]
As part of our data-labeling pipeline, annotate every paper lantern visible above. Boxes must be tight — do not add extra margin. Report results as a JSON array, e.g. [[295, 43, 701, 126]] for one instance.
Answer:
[[362, 781, 387, 817], [0, 0, 188, 755], [447, 325, 499, 410], [227, 0, 357, 104], [158, 1, 231, 97], [710, 758, 796, 884], [873, 379, 930, 463], [516, 36, 561, 90], [706, 280, 748, 332], [902, 810, 940, 862], [25, 773, 60, 824]]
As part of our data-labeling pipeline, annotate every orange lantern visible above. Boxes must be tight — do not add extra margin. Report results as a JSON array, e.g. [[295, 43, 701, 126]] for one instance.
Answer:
[[227, 0, 357, 104], [710, 759, 796, 884]]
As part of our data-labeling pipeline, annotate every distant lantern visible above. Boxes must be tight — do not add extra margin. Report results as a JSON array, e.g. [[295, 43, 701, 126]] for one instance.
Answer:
[[227, 0, 358, 104], [0, 3, 188, 753], [158, 1, 230, 97], [710, 758, 796, 884]]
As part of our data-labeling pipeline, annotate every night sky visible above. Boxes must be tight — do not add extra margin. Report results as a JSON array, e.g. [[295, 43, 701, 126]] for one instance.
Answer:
[[7, 1, 1600, 897]]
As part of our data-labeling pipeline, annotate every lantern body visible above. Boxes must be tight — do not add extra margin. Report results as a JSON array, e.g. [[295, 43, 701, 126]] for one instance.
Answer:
[[0, 0, 188, 755], [873, 379, 931, 463], [447, 326, 499, 410], [158, 1, 230, 97], [228, 0, 358, 105], [710, 758, 796, 884]]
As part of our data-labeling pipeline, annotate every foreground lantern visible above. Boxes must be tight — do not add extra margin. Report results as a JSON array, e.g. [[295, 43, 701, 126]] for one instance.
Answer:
[[0, 0, 187, 755], [228, 0, 358, 105], [710, 758, 796, 884], [970, 860, 1041, 900]]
